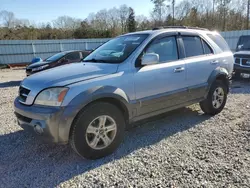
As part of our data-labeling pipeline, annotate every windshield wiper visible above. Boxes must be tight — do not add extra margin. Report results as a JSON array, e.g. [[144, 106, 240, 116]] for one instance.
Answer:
[[82, 58, 107, 63]]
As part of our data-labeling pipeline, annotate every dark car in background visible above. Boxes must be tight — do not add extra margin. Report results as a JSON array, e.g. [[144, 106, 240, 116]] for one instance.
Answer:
[[234, 35, 250, 78], [26, 50, 91, 76]]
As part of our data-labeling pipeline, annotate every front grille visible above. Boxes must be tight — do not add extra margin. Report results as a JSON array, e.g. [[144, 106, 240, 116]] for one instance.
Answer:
[[234, 57, 250, 67], [19, 86, 30, 103], [242, 59, 250, 66], [235, 58, 240, 64], [15, 112, 32, 123]]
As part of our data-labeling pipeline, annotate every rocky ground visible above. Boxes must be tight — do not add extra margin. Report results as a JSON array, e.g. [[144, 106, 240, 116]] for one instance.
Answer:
[[0, 69, 249, 188]]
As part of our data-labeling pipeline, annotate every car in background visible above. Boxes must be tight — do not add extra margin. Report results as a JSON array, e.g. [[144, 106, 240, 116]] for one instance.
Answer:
[[26, 50, 91, 76], [234, 35, 250, 78]]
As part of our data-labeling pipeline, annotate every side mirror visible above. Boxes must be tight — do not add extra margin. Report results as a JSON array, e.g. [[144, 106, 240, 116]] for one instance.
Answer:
[[141, 53, 159, 66]]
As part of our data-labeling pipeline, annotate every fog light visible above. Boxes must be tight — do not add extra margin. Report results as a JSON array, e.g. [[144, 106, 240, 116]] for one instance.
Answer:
[[34, 124, 43, 134]]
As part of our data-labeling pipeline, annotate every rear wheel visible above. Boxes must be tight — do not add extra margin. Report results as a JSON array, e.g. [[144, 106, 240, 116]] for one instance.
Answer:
[[70, 102, 125, 159], [200, 80, 227, 115]]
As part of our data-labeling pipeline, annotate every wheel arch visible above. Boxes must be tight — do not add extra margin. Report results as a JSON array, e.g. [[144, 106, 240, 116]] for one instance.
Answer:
[[58, 86, 132, 143], [207, 67, 230, 94]]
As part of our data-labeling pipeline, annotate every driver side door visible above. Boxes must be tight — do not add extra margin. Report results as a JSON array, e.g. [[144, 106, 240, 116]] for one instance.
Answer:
[[134, 34, 187, 116]]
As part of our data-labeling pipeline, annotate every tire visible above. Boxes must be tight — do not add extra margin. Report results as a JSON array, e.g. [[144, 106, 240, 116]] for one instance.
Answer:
[[199, 80, 227, 115], [70, 102, 125, 159]]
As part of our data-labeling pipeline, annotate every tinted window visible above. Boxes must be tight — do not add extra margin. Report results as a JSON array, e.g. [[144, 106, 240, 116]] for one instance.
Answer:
[[202, 40, 214, 54], [65, 52, 80, 60], [236, 36, 250, 51], [182, 36, 203, 57], [145, 36, 178, 63], [82, 51, 90, 58], [207, 34, 230, 52], [46, 52, 66, 62]]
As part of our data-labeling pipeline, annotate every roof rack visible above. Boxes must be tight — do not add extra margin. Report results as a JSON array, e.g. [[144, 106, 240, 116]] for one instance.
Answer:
[[152, 26, 209, 31]]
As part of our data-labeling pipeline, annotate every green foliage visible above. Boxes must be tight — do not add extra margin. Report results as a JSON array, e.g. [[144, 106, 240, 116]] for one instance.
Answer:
[[127, 8, 136, 32]]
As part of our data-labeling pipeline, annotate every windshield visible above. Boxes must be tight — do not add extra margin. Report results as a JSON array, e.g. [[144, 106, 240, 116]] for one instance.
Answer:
[[237, 36, 250, 51], [83, 34, 149, 63], [46, 52, 66, 62]]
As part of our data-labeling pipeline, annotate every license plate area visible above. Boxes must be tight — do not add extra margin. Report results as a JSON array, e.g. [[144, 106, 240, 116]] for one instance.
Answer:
[[241, 73, 250, 78]]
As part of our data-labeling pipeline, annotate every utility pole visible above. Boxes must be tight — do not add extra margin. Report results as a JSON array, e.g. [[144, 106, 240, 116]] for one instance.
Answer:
[[172, 0, 175, 25]]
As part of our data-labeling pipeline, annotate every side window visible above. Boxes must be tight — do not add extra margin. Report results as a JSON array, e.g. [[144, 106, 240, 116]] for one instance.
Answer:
[[207, 34, 230, 52], [202, 40, 214, 55], [145, 36, 178, 63], [182, 36, 204, 58], [65, 52, 80, 61], [82, 51, 90, 58]]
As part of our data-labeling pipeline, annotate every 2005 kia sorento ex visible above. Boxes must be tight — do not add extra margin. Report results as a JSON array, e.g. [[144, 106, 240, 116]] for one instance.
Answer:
[[14, 27, 234, 159]]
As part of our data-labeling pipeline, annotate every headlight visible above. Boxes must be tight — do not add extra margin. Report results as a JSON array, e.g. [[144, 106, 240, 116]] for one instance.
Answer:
[[32, 64, 49, 72], [34, 87, 69, 106]]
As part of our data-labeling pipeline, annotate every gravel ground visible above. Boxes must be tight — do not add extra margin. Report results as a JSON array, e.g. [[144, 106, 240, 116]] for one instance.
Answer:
[[0, 69, 250, 188]]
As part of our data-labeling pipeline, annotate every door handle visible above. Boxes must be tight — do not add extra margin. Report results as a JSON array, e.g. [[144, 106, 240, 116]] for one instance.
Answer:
[[174, 67, 185, 73], [211, 60, 219, 65]]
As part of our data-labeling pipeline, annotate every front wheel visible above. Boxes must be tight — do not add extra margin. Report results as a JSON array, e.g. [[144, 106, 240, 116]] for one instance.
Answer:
[[70, 102, 125, 159], [200, 80, 228, 115]]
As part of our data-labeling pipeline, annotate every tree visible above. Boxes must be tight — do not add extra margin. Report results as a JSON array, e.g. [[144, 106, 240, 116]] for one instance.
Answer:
[[151, 0, 167, 26], [119, 5, 130, 33], [107, 7, 120, 34], [136, 15, 150, 30], [217, 0, 231, 31], [164, 14, 173, 26], [0, 10, 15, 28], [45, 23, 52, 30], [175, 0, 192, 24], [53, 16, 81, 30], [15, 19, 30, 27], [127, 7, 136, 32], [187, 7, 199, 26], [1, 1, 250, 40]]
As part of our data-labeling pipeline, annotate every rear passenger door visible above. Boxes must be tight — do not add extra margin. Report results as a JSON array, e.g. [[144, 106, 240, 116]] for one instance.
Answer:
[[180, 34, 219, 100]]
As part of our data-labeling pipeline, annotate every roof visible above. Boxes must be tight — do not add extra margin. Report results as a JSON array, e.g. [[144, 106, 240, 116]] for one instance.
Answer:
[[63, 50, 87, 53], [122, 26, 215, 36]]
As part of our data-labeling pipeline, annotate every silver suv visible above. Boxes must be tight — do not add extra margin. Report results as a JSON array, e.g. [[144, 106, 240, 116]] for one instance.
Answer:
[[14, 27, 234, 159]]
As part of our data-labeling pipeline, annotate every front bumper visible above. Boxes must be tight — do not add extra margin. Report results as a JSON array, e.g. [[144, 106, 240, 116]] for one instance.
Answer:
[[234, 64, 250, 74], [14, 98, 65, 143]]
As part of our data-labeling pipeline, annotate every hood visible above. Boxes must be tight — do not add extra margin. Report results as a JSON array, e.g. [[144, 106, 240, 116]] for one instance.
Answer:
[[27, 61, 51, 69], [234, 51, 250, 56], [21, 63, 118, 89]]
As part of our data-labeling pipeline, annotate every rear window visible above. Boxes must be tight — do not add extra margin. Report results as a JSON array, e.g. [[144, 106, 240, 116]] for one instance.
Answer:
[[182, 36, 204, 57], [207, 34, 230, 52], [65, 52, 80, 60], [202, 40, 214, 54]]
